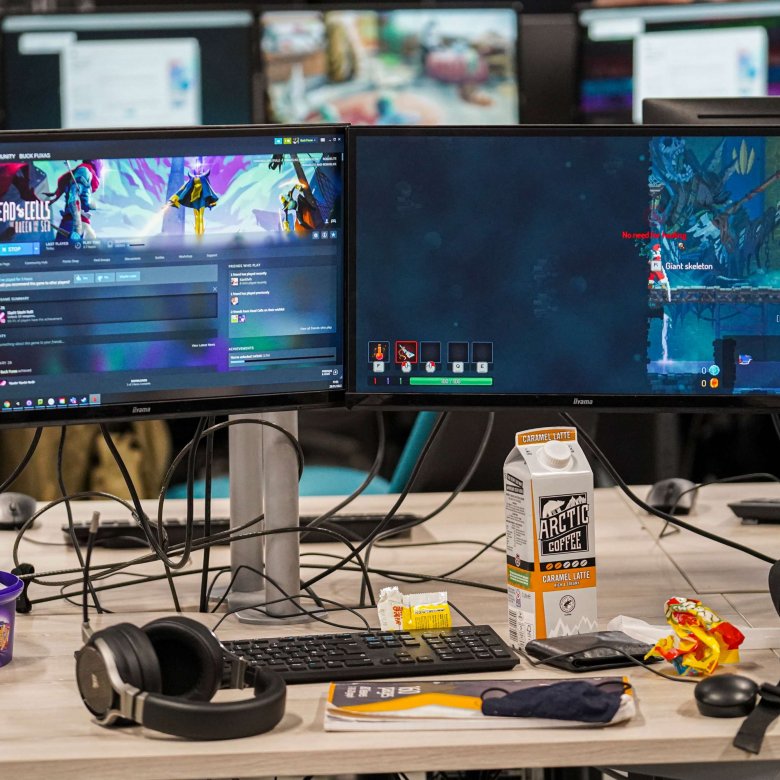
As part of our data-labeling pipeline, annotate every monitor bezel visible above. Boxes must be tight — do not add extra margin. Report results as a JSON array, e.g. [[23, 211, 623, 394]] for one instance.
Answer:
[[0, 5, 261, 129], [0, 123, 348, 428], [643, 97, 780, 126], [346, 123, 780, 412], [257, 0, 524, 125]]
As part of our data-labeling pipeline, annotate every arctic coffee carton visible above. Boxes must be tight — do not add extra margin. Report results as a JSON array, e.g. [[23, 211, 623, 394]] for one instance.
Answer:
[[504, 427, 596, 649]]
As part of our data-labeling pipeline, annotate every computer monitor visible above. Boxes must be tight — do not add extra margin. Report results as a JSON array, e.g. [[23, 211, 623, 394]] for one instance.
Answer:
[[576, 1, 780, 124], [0, 124, 346, 427], [1, 10, 255, 129], [259, 3, 521, 126], [644, 96, 780, 125], [348, 126, 780, 410]]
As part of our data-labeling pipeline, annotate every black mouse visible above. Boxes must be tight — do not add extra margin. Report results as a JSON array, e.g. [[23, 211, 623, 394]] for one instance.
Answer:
[[694, 674, 758, 718], [646, 477, 697, 515]]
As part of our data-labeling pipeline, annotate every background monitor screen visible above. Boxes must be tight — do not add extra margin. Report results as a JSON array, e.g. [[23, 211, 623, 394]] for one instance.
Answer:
[[349, 127, 780, 410], [260, 4, 520, 125], [1, 11, 255, 129], [577, 1, 780, 124], [0, 126, 346, 426]]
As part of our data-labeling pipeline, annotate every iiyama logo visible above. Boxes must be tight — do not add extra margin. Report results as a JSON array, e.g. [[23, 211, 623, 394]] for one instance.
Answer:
[[572, 398, 593, 406], [132, 406, 151, 414]]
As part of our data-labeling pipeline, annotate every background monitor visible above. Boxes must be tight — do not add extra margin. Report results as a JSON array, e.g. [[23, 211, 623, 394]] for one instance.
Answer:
[[1, 10, 255, 129], [348, 126, 780, 410], [259, 3, 521, 125], [576, 1, 780, 124], [0, 125, 346, 426], [644, 96, 780, 124]]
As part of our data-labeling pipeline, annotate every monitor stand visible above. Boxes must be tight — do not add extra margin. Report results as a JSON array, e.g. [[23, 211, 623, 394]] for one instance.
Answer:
[[225, 410, 314, 625]]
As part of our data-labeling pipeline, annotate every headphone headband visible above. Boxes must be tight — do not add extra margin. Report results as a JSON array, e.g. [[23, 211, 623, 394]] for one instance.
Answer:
[[143, 670, 286, 740]]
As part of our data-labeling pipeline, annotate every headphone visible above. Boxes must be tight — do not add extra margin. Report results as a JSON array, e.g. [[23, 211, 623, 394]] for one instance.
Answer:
[[75, 615, 286, 740]]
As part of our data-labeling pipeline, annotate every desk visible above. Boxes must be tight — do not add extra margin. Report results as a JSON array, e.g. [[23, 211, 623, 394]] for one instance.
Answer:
[[2, 486, 780, 780]]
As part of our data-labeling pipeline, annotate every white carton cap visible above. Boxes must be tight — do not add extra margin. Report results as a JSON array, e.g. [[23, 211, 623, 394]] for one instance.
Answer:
[[539, 439, 572, 470]]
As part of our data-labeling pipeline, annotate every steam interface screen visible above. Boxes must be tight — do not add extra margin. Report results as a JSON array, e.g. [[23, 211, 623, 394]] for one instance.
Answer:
[[354, 132, 780, 398], [0, 132, 345, 415]]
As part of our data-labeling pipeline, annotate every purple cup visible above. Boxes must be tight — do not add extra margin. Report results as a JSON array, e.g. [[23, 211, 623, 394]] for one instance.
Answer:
[[0, 571, 22, 667]]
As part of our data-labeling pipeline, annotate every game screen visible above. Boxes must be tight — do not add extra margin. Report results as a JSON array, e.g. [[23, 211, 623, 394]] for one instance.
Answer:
[[260, 7, 519, 125], [0, 130, 345, 420], [2, 12, 254, 129], [577, 2, 780, 124], [352, 131, 780, 402]]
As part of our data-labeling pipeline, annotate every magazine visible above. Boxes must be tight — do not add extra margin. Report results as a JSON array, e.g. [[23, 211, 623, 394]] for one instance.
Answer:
[[324, 677, 635, 731]]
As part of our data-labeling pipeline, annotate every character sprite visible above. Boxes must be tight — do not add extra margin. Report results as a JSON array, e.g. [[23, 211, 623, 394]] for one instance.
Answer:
[[648, 242, 671, 302], [280, 184, 303, 232], [279, 182, 321, 233], [168, 168, 219, 237], [44, 160, 101, 244]]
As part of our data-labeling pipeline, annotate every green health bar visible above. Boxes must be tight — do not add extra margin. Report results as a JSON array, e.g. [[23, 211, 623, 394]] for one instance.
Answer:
[[409, 377, 493, 386]]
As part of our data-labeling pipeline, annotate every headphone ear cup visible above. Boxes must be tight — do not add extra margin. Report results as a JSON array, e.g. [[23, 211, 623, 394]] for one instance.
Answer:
[[85, 623, 162, 698], [142, 617, 223, 701]]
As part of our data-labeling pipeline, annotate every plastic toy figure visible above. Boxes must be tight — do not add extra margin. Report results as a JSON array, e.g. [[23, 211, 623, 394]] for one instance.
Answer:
[[648, 242, 671, 302], [44, 160, 101, 244], [168, 168, 219, 237]]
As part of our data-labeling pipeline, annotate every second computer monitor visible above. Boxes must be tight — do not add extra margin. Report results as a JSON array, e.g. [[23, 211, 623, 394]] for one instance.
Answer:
[[349, 126, 780, 410], [1, 10, 255, 129], [260, 3, 521, 126]]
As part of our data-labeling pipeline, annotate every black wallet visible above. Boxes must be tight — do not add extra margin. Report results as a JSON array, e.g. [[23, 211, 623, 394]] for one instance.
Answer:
[[524, 630, 657, 672]]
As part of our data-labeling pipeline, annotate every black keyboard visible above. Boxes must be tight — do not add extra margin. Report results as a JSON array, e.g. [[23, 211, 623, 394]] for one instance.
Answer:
[[62, 513, 415, 548], [221, 625, 519, 685]]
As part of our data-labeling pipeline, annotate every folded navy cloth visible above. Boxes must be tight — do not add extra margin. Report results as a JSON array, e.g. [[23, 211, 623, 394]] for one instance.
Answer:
[[481, 680, 625, 723]]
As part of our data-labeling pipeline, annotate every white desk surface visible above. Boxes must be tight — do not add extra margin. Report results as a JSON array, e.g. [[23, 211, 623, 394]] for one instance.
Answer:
[[2, 486, 780, 780]]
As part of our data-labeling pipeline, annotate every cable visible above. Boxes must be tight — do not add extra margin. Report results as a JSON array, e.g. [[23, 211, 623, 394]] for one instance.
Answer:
[[199, 415, 216, 613], [378, 536, 506, 552], [560, 412, 776, 565], [659, 472, 780, 536], [99, 423, 182, 611], [0, 426, 43, 493], [300, 412, 449, 598], [772, 413, 780, 443], [82, 511, 100, 626], [210, 564, 372, 633], [299, 411, 386, 535], [516, 643, 698, 685], [58, 427, 103, 614], [359, 412, 495, 602]]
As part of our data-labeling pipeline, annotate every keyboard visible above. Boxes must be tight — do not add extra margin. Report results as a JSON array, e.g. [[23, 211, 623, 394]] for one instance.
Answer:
[[62, 513, 415, 548], [221, 625, 519, 685], [728, 499, 780, 524]]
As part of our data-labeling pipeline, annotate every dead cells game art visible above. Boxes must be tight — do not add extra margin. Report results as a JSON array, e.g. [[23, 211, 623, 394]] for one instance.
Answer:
[[0, 151, 343, 249]]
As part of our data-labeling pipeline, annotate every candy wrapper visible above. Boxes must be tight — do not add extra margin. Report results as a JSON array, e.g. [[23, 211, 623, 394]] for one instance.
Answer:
[[376, 586, 452, 631], [645, 597, 745, 676]]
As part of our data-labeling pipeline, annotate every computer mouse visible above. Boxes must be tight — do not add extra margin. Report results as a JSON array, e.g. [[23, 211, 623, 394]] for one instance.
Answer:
[[645, 477, 697, 514], [694, 674, 758, 718], [0, 492, 36, 530]]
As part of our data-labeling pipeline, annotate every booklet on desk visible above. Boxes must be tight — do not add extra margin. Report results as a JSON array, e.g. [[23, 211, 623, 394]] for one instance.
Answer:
[[324, 678, 635, 731]]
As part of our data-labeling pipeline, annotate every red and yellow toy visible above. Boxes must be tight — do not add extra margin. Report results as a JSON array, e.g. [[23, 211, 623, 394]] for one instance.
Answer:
[[645, 597, 745, 676]]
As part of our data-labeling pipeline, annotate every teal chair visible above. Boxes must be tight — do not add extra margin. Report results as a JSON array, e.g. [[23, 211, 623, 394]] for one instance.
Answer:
[[168, 411, 437, 498]]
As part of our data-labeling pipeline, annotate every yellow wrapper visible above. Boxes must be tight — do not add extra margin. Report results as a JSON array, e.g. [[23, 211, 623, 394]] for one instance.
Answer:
[[401, 602, 452, 630]]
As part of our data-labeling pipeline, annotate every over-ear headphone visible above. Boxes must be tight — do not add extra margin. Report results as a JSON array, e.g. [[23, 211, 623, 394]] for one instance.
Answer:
[[75, 616, 286, 740]]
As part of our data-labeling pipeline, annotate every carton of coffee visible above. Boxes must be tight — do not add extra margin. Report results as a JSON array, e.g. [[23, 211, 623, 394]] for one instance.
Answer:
[[504, 426, 596, 649]]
